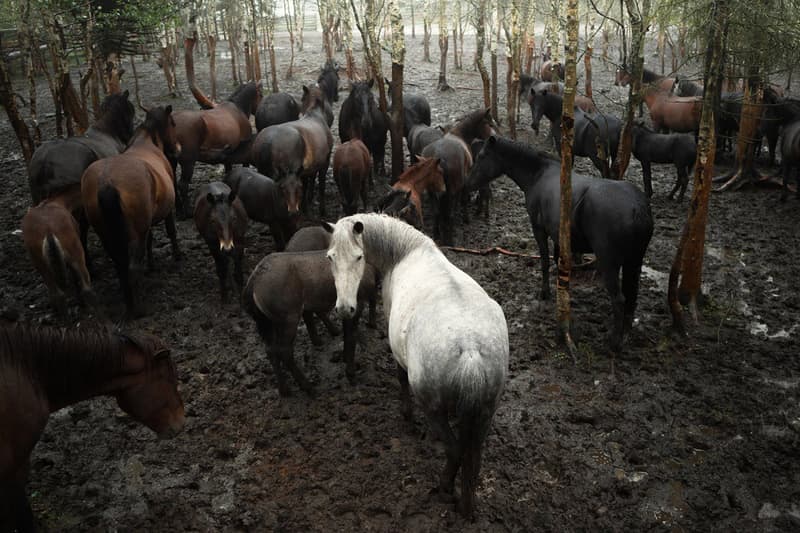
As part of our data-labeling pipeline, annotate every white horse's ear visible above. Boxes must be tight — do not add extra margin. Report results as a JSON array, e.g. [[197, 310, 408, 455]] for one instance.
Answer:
[[353, 221, 364, 235], [321, 221, 334, 233]]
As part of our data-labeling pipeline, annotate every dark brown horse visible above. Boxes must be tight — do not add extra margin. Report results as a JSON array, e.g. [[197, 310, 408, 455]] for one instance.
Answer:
[[81, 106, 182, 317], [540, 60, 565, 82], [420, 108, 495, 244], [21, 188, 95, 316], [0, 322, 184, 532], [642, 86, 702, 133], [333, 139, 372, 215], [339, 80, 389, 176], [172, 81, 262, 216], [251, 85, 334, 215], [28, 91, 136, 205], [615, 66, 677, 93], [376, 156, 446, 230]]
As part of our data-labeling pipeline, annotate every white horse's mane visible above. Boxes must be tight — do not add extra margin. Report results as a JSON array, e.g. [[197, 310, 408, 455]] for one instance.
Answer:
[[338, 213, 433, 269]]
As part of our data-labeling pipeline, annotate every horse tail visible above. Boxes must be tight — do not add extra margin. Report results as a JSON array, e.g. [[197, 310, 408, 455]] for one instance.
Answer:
[[96, 185, 129, 270], [43, 233, 68, 290], [452, 349, 500, 518]]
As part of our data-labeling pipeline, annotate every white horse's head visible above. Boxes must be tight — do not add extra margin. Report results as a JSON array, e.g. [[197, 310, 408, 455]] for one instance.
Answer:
[[323, 218, 366, 319]]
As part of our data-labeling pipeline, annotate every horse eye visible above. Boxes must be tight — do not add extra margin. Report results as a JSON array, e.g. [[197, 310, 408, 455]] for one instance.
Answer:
[[356, 255, 363, 262]]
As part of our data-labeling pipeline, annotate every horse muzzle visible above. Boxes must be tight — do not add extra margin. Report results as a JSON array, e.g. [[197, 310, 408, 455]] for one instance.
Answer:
[[219, 238, 235, 253], [335, 301, 357, 319], [157, 413, 186, 439]]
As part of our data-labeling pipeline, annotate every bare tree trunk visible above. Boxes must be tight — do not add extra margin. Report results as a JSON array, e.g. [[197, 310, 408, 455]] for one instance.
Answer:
[[473, 0, 490, 110], [557, 0, 579, 359], [612, 0, 649, 180], [185, 35, 215, 108], [389, 0, 405, 181], [490, 15, 499, 124], [503, 1, 521, 139], [208, 34, 218, 100], [19, 0, 41, 144], [248, 0, 262, 81], [423, 0, 432, 62], [717, 81, 764, 190], [668, 0, 726, 332], [411, 0, 416, 38], [0, 49, 35, 162], [129, 55, 145, 110]]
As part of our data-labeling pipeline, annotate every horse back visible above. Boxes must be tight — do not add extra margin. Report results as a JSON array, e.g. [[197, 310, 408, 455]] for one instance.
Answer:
[[293, 118, 334, 171], [421, 135, 471, 192], [28, 139, 100, 203]]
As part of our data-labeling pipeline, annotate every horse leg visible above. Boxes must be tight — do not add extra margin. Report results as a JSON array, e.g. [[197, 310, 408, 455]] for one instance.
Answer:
[[233, 246, 245, 292], [317, 163, 329, 217], [303, 311, 324, 346], [531, 226, 551, 300], [641, 161, 654, 198], [78, 210, 92, 273], [675, 165, 689, 202], [213, 252, 230, 303], [622, 257, 644, 338], [165, 211, 182, 261], [257, 318, 291, 396], [342, 316, 357, 383], [457, 407, 493, 519], [317, 312, 342, 336], [277, 319, 314, 394], [396, 364, 413, 421], [69, 253, 98, 311], [429, 408, 461, 499], [438, 194, 454, 245], [177, 160, 194, 219], [125, 238, 146, 318], [1, 476, 34, 533], [600, 260, 625, 352]]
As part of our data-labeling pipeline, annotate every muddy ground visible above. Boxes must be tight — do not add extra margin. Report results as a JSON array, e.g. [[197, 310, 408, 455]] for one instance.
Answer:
[[1, 31, 799, 532]]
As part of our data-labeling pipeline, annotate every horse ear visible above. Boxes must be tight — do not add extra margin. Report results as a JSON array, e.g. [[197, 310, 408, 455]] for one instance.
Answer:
[[353, 221, 364, 235], [165, 105, 173, 114], [321, 221, 334, 233], [367, 79, 374, 89], [123, 89, 130, 99], [303, 85, 310, 95]]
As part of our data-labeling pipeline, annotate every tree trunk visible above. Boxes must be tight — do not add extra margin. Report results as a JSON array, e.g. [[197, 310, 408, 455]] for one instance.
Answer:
[[557, 0, 579, 359], [491, 40, 498, 124], [129, 55, 145, 111], [503, 1, 521, 139], [244, 41, 253, 81], [584, 44, 593, 99], [423, 0, 431, 62], [389, 0, 405, 182], [0, 50, 35, 163], [19, 0, 41, 144], [185, 35, 215, 109], [717, 81, 764, 190], [668, 0, 726, 332], [248, 0, 262, 81], [473, 0, 490, 110], [612, 0, 649, 180], [208, 34, 218, 101], [435, 1, 450, 91]]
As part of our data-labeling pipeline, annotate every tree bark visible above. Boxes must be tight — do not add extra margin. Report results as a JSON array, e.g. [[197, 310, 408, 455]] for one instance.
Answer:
[[436, 0, 450, 91], [389, 0, 405, 182], [208, 34, 218, 100], [612, 0, 649, 180], [0, 49, 35, 163], [716, 82, 764, 190], [557, 0, 579, 359], [423, 0, 431, 62], [473, 0, 491, 110], [668, 0, 726, 332], [185, 35, 215, 109], [503, 1, 521, 139]]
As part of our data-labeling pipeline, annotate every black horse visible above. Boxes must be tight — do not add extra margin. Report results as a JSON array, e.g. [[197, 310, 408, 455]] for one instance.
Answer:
[[28, 90, 136, 204], [338, 80, 389, 177], [632, 123, 697, 201], [255, 92, 300, 131], [385, 77, 432, 137], [759, 90, 799, 166], [529, 88, 621, 178], [467, 136, 653, 352], [780, 120, 800, 201], [318, 59, 340, 103]]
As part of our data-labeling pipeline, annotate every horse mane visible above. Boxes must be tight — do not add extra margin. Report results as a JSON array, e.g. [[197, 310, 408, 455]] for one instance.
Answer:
[[395, 157, 442, 188], [450, 109, 491, 139], [492, 136, 560, 165], [641, 68, 662, 83], [228, 81, 260, 113], [0, 322, 153, 399], [351, 213, 433, 267], [95, 92, 135, 143]]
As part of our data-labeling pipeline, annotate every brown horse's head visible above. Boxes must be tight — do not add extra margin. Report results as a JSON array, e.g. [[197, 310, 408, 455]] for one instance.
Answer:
[[143, 105, 181, 159], [301, 85, 327, 116], [98, 89, 136, 144], [279, 173, 304, 215], [114, 330, 185, 439], [451, 108, 496, 143]]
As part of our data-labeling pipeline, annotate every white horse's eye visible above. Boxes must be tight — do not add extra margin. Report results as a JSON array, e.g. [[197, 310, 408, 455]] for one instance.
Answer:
[[356, 255, 363, 261], [327, 253, 333, 261]]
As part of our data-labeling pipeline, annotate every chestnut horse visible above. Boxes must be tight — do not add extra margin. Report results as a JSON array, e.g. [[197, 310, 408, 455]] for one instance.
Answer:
[[333, 139, 372, 215], [172, 81, 262, 216], [615, 66, 677, 93], [251, 85, 334, 215], [0, 322, 184, 532], [376, 156, 446, 230], [642, 86, 702, 133], [81, 106, 182, 317], [540, 60, 565, 82], [21, 188, 95, 316]]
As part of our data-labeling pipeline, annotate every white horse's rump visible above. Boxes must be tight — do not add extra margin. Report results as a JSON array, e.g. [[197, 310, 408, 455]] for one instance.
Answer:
[[325, 213, 508, 518]]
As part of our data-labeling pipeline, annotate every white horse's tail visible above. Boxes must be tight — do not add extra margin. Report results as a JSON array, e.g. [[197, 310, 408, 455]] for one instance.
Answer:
[[451, 349, 502, 518]]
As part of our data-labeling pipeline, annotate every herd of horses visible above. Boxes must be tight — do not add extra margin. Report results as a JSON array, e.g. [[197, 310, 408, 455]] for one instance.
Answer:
[[4, 52, 800, 529]]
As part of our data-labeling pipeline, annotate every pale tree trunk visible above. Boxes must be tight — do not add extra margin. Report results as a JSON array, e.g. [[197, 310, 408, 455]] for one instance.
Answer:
[[350, 0, 387, 110], [285, 0, 297, 79], [389, 0, 405, 181], [490, 11, 499, 124], [410, 0, 416, 38], [248, 0, 262, 81], [208, 34, 218, 100], [557, 0, 579, 359], [293, 0, 305, 52], [185, 35, 215, 108], [340, 0, 356, 80], [668, 0, 726, 332], [547, 3, 560, 83], [473, 0, 491, 110], [19, 0, 41, 144], [318, 0, 335, 61], [612, 0, 649, 180], [503, 1, 521, 139], [423, 0, 432, 62], [262, 0, 279, 92], [584, 12, 594, 99], [657, 24, 665, 75], [129, 55, 145, 110], [0, 47, 35, 163], [436, 0, 450, 90]]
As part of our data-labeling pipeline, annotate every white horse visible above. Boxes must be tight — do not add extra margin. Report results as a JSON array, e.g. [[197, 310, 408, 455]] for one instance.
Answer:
[[323, 213, 509, 518]]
